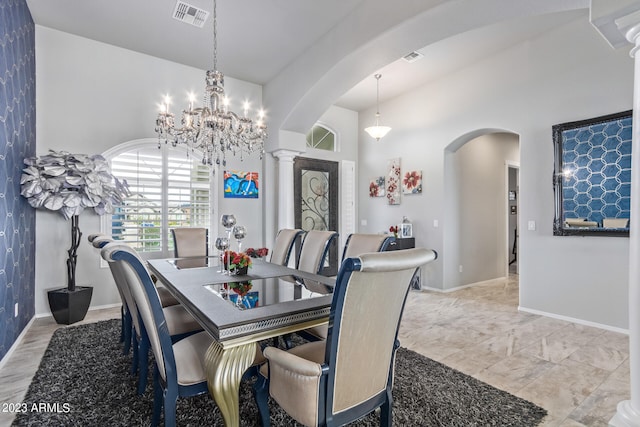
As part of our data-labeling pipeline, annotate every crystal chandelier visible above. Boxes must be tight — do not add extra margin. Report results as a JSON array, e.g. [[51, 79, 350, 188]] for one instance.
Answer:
[[364, 74, 391, 141], [155, 0, 267, 167]]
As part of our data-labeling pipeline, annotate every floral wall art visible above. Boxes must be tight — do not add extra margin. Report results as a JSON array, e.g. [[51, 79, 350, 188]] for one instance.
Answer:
[[369, 176, 385, 197], [371, 159, 423, 204], [403, 170, 423, 194], [386, 158, 401, 205]]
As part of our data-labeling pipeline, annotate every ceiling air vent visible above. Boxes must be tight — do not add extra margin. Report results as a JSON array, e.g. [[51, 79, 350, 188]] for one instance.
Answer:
[[402, 51, 424, 63], [172, 1, 209, 28]]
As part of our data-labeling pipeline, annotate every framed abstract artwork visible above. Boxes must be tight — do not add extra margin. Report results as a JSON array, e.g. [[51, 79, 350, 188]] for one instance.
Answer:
[[386, 158, 401, 205], [369, 176, 386, 197], [224, 170, 259, 198], [402, 170, 422, 194]]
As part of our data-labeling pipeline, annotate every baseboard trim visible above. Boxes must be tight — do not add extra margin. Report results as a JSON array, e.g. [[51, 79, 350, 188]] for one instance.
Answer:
[[0, 316, 36, 370], [421, 276, 510, 293], [418, 278, 627, 334], [518, 306, 628, 335], [35, 302, 122, 319]]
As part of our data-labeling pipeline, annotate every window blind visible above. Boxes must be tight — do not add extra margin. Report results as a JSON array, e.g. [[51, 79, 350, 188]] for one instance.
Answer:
[[109, 146, 210, 255]]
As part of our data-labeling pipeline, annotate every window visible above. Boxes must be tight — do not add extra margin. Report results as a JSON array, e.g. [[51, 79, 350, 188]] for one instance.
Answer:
[[104, 140, 212, 258], [305, 124, 336, 151]]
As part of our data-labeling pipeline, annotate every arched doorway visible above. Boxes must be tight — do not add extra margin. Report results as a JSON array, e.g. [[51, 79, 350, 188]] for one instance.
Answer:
[[443, 130, 520, 290]]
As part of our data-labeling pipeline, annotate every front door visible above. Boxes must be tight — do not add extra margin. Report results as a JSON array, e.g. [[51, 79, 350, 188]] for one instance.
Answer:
[[294, 157, 339, 276]]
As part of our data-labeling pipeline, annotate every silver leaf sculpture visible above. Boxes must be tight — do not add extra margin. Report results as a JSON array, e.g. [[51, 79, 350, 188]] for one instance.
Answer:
[[21, 149, 130, 220]]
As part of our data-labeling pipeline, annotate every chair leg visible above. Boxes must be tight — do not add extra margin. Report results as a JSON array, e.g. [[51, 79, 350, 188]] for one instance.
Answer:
[[164, 387, 178, 427], [131, 333, 139, 375], [152, 366, 163, 427], [380, 390, 392, 427], [123, 311, 132, 355], [253, 374, 271, 427], [120, 306, 125, 343], [138, 333, 150, 395]]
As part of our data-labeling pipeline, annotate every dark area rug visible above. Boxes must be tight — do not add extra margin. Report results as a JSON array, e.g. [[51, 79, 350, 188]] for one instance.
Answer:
[[12, 320, 546, 426]]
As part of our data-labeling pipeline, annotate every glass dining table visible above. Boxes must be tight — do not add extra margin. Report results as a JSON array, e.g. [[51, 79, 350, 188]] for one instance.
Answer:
[[147, 257, 335, 427]]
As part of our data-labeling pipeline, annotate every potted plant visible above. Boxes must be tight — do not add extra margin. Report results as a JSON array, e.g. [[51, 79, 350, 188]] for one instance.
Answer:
[[20, 150, 129, 324], [222, 250, 252, 275]]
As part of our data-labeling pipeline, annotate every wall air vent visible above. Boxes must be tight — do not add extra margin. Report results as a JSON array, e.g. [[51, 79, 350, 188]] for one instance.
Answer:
[[402, 51, 424, 63], [172, 1, 209, 28]]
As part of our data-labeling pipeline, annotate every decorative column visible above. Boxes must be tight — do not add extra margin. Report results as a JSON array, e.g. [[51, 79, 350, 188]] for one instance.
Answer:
[[609, 9, 640, 427], [271, 149, 300, 231]]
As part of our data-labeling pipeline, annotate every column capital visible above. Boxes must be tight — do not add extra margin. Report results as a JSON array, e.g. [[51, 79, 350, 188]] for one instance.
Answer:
[[271, 149, 301, 163], [618, 10, 640, 56], [590, 1, 640, 49]]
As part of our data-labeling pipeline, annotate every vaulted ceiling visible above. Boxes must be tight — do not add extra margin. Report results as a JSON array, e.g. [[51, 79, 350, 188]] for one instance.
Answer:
[[25, 0, 588, 112]]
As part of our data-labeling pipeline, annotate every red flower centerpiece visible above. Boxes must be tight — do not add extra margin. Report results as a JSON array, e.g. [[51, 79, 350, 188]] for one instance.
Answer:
[[389, 225, 399, 238], [223, 250, 252, 275], [245, 247, 269, 258]]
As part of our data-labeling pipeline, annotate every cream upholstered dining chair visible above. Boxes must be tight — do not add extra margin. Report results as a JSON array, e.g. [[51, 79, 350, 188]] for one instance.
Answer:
[[291, 230, 339, 344], [102, 242, 264, 427], [171, 227, 208, 257], [88, 233, 130, 344], [90, 234, 180, 349], [303, 232, 394, 342], [97, 240, 202, 395], [341, 233, 394, 263], [296, 230, 339, 274], [254, 248, 437, 427], [269, 228, 305, 266]]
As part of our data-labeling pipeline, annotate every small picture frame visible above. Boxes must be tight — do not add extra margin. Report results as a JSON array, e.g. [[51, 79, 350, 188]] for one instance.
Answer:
[[400, 223, 413, 238]]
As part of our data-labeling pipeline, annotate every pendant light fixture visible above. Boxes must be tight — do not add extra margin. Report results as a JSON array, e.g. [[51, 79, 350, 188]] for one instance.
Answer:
[[364, 73, 391, 141]]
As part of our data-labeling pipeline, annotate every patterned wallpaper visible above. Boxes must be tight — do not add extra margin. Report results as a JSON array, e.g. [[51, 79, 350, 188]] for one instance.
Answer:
[[0, 0, 36, 362], [562, 115, 632, 226]]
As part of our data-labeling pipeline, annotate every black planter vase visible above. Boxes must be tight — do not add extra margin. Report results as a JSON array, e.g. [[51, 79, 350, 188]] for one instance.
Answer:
[[48, 215, 93, 325], [48, 286, 93, 325]]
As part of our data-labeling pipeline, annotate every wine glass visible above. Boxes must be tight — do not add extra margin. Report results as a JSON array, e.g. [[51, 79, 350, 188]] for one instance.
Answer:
[[221, 214, 237, 234], [214, 237, 229, 274], [233, 225, 247, 253], [221, 215, 236, 274]]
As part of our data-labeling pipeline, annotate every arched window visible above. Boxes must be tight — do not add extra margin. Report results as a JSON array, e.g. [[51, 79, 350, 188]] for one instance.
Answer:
[[306, 124, 336, 151], [102, 139, 212, 258]]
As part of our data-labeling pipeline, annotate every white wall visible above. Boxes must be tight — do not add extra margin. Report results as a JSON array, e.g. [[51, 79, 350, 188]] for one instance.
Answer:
[[34, 26, 265, 315], [454, 133, 519, 286], [357, 15, 633, 329]]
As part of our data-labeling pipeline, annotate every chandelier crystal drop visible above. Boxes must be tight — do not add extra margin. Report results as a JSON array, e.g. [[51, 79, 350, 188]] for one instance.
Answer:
[[155, 0, 267, 167], [364, 73, 391, 141]]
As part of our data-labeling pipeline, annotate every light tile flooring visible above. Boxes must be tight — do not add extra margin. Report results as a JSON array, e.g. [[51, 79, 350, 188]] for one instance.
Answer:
[[398, 275, 630, 426], [0, 275, 630, 426]]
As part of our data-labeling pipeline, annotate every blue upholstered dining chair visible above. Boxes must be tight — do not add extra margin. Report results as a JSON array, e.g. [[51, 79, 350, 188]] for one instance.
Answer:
[[170, 227, 209, 257], [269, 228, 305, 266], [97, 240, 202, 395], [254, 248, 437, 427]]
